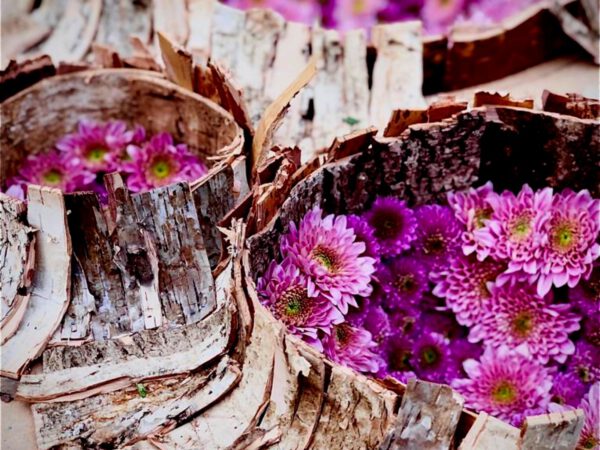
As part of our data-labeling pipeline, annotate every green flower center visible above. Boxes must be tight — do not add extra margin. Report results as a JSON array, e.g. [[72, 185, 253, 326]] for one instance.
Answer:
[[151, 159, 173, 180], [86, 146, 108, 163], [512, 311, 535, 338], [491, 380, 517, 404], [311, 245, 339, 272], [509, 215, 532, 241], [420, 345, 440, 367], [581, 435, 599, 449], [276, 286, 310, 324], [474, 207, 493, 229], [551, 221, 578, 253], [42, 169, 63, 185], [394, 274, 417, 294], [424, 234, 445, 255]]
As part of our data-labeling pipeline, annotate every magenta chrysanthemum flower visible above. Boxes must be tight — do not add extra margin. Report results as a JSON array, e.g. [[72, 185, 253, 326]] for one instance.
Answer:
[[583, 313, 600, 347], [124, 132, 208, 192], [56, 119, 133, 172], [422, 0, 466, 34], [257, 259, 343, 351], [571, 264, 600, 318], [348, 302, 391, 344], [447, 182, 495, 257], [411, 330, 454, 383], [363, 197, 417, 258], [432, 255, 506, 326], [7, 150, 94, 197], [413, 205, 462, 271], [377, 332, 415, 381], [347, 214, 381, 263], [568, 341, 600, 384], [226, 0, 319, 24], [469, 282, 580, 364], [387, 302, 422, 334], [332, 0, 386, 30], [281, 207, 376, 314], [377, 256, 428, 310], [535, 190, 600, 296], [549, 383, 599, 450], [550, 371, 588, 408], [322, 323, 383, 373], [452, 346, 553, 426]]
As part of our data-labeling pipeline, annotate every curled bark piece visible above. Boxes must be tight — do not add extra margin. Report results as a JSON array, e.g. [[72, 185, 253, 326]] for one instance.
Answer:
[[473, 92, 534, 109], [1, 187, 71, 379], [0, 55, 56, 102], [0, 194, 36, 345], [542, 90, 600, 119], [458, 412, 519, 450], [518, 410, 585, 450], [158, 31, 194, 90], [31, 358, 242, 449], [380, 380, 464, 450]]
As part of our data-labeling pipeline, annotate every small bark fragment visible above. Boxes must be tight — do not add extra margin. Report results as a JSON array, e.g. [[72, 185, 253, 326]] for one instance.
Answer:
[[158, 31, 194, 91], [519, 410, 584, 450], [370, 21, 426, 130], [473, 92, 534, 109], [542, 90, 600, 119], [458, 412, 519, 450], [0, 194, 36, 345], [328, 127, 378, 161], [0, 55, 56, 102], [380, 380, 464, 450], [1, 187, 71, 379]]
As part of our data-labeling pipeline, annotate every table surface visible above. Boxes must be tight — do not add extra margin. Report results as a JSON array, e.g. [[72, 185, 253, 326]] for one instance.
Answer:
[[1, 55, 598, 450]]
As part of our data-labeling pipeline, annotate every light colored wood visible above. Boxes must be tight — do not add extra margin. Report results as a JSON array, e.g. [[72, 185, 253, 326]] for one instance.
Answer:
[[459, 412, 519, 450], [158, 31, 194, 90], [186, 0, 214, 66], [0, 187, 71, 379], [0, 401, 37, 450], [153, 0, 189, 46], [519, 410, 585, 450]]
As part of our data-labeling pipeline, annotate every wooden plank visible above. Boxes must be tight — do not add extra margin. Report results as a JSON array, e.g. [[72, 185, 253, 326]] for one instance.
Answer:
[[519, 410, 585, 450], [458, 412, 519, 450]]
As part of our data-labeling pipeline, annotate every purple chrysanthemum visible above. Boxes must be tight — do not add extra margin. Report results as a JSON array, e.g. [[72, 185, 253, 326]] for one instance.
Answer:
[[583, 313, 600, 347], [377, 332, 415, 382], [363, 197, 417, 258], [534, 190, 600, 296], [567, 341, 600, 384], [550, 371, 588, 408], [474, 186, 553, 288], [447, 182, 495, 257], [281, 207, 376, 314], [347, 214, 381, 263], [469, 282, 580, 364], [348, 302, 391, 344], [322, 323, 383, 373], [56, 119, 133, 172], [7, 150, 94, 198], [124, 133, 207, 192], [387, 302, 422, 335], [422, 0, 466, 34], [331, 0, 385, 31], [257, 259, 344, 351], [432, 255, 506, 326], [411, 330, 455, 383], [549, 383, 599, 450], [377, 256, 429, 311], [413, 205, 462, 271], [452, 345, 553, 426], [570, 263, 600, 318]]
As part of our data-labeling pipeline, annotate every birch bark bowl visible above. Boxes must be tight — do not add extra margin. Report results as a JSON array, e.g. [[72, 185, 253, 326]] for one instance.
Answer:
[[242, 105, 599, 449]]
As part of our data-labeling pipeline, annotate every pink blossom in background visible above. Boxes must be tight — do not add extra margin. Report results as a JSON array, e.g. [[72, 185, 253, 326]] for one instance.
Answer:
[[323, 323, 383, 373]]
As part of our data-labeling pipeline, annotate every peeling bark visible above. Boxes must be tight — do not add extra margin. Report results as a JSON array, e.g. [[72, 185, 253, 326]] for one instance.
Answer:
[[0, 194, 36, 345], [458, 412, 519, 450], [0, 55, 56, 102], [519, 410, 585, 450], [1, 187, 71, 379]]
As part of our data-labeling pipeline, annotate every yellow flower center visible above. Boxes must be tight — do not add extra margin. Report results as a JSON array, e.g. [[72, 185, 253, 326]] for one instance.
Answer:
[[150, 159, 173, 180], [311, 245, 340, 272], [509, 215, 532, 242], [87, 146, 108, 163], [276, 286, 311, 324], [512, 310, 535, 338], [42, 169, 62, 185], [551, 221, 578, 253], [352, 0, 366, 14], [491, 380, 516, 404]]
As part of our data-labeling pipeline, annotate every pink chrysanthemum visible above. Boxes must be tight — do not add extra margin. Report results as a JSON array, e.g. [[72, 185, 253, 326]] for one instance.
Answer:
[[377, 332, 415, 381], [332, 0, 386, 30], [411, 330, 454, 383], [413, 205, 462, 271], [447, 182, 495, 257], [474, 185, 552, 269], [571, 263, 600, 318], [535, 189, 600, 296], [468, 282, 580, 364], [549, 383, 599, 450], [281, 207, 376, 314], [452, 345, 553, 426], [347, 214, 381, 263], [257, 259, 343, 351], [550, 371, 588, 408], [56, 119, 133, 172], [323, 323, 383, 373], [432, 255, 506, 326], [422, 0, 466, 34], [568, 341, 600, 384], [347, 302, 391, 344], [6, 150, 94, 198], [363, 197, 417, 258], [377, 256, 429, 311], [124, 133, 208, 192]]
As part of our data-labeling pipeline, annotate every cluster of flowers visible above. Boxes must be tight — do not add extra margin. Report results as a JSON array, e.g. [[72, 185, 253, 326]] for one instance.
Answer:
[[224, 0, 541, 35], [257, 183, 599, 443], [5, 120, 207, 201]]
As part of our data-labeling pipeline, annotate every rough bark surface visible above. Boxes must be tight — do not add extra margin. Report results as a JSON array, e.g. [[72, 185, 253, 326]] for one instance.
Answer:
[[95, 0, 152, 57], [0, 187, 71, 379], [0, 194, 36, 345], [380, 380, 464, 450], [0, 56, 55, 102], [519, 410, 585, 450], [458, 412, 520, 450]]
